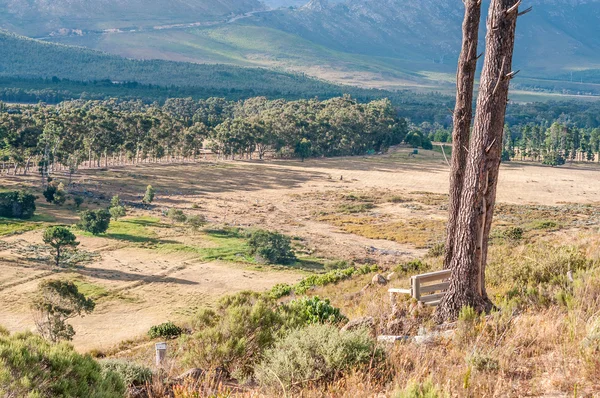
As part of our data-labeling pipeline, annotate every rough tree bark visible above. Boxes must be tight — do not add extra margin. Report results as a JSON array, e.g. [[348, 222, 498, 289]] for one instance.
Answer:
[[444, 0, 483, 270], [437, 0, 524, 322]]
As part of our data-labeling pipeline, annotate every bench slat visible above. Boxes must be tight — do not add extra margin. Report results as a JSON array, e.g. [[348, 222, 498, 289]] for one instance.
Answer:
[[419, 282, 449, 294], [414, 270, 451, 284], [420, 292, 446, 303], [388, 288, 412, 295]]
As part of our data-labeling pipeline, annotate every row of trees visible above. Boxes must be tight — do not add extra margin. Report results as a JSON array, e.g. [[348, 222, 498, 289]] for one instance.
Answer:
[[0, 96, 408, 176], [414, 121, 600, 164]]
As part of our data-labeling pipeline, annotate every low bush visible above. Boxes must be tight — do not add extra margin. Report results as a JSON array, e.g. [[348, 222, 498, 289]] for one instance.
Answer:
[[503, 226, 524, 241], [167, 208, 187, 224], [426, 242, 445, 258], [0, 332, 125, 397], [394, 379, 448, 398], [100, 359, 152, 388], [0, 190, 36, 219], [255, 324, 379, 391], [280, 296, 347, 328], [148, 322, 183, 339], [247, 230, 296, 265], [395, 259, 429, 275], [181, 292, 283, 381], [324, 259, 349, 271]]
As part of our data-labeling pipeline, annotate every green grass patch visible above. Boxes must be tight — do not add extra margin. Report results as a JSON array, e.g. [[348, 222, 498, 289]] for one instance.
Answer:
[[105, 217, 160, 243]]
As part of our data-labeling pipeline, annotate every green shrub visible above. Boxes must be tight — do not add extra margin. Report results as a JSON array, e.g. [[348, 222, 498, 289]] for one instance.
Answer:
[[73, 196, 85, 209], [395, 259, 429, 275], [269, 283, 293, 299], [78, 209, 111, 235], [324, 260, 349, 271], [181, 292, 283, 380], [394, 379, 448, 398], [426, 242, 445, 258], [503, 226, 524, 241], [109, 206, 126, 221], [43, 185, 57, 203], [148, 322, 183, 339], [247, 230, 296, 265], [255, 324, 379, 391], [337, 202, 375, 214], [0, 332, 125, 397], [167, 208, 187, 224], [142, 185, 155, 204], [0, 190, 36, 219], [100, 359, 152, 387], [186, 215, 207, 231], [43, 226, 79, 267], [529, 220, 558, 230], [466, 351, 499, 373], [280, 296, 347, 329]]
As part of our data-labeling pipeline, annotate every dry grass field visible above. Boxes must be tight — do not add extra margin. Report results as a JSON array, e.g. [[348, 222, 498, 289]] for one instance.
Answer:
[[1, 146, 600, 363]]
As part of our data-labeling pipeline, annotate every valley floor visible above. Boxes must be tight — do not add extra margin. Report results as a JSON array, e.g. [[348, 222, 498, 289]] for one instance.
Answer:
[[1, 147, 599, 352]]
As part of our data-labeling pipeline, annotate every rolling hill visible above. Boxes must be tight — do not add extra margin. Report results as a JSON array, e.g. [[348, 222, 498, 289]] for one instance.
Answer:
[[0, 0, 265, 36], [2, 0, 600, 95]]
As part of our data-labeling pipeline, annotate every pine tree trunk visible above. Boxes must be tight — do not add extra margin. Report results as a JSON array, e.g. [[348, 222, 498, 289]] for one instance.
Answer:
[[436, 0, 522, 322], [444, 0, 482, 270]]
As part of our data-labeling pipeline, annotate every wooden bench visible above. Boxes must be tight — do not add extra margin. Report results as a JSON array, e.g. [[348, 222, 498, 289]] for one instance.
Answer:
[[388, 269, 451, 307]]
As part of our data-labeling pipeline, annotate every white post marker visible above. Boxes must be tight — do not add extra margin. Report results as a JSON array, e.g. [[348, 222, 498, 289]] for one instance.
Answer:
[[155, 342, 167, 367]]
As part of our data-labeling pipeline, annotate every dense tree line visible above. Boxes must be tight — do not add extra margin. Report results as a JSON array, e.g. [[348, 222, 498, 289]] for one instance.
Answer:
[[0, 96, 407, 176]]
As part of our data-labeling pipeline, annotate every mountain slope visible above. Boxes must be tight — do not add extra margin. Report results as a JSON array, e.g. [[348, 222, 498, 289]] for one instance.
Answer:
[[0, 29, 369, 99], [0, 0, 265, 36]]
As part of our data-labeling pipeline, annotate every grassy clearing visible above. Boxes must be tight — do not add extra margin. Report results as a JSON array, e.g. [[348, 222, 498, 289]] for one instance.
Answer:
[[0, 213, 55, 237], [319, 214, 445, 248]]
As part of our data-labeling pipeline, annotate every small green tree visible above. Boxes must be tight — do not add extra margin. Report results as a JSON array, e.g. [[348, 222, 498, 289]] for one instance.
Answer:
[[109, 206, 126, 221], [295, 138, 312, 162], [73, 196, 84, 209], [248, 230, 296, 265], [53, 183, 67, 206], [42, 226, 79, 267], [187, 215, 207, 231], [142, 185, 155, 204], [110, 195, 121, 208], [78, 209, 111, 235], [167, 208, 187, 224], [31, 280, 95, 342]]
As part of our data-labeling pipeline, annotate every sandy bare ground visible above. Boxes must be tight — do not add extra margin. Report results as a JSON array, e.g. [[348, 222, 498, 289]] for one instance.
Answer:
[[1, 148, 599, 350]]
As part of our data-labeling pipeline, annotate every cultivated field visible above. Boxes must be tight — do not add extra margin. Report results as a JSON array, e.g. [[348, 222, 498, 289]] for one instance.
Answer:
[[1, 147, 599, 352]]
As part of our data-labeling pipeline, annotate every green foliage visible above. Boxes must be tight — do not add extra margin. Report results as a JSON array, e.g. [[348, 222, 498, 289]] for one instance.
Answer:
[[255, 324, 379, 390], [43, 185, 57, 203], [0, 332, 125, 398], [0, 190, 36, 219], [43, 226, 79, 267], [148, 322, 183, 339], [426, 242, 445, 258], [186, 214, 207, 231], [73, 196, 85, 209], [324, 259, 349, 271], [143, 185, 155, 204], [280, 296, 347, 328], [110, 195, 121, 208], [292, 265, 378, 296], [109, 205, 126, 221], [542, 152, 566, 166], [466, 351, 499, 373], [181, 292, 283, 380], [268, 283, 293, 300], [78, 209, 111, 235], [247, 230, 296, 265], [395, 259, 429, 275], [167, 208, 187, 224], [31, 280, 95, 342], [394, 379, 448, 398], [100, 359, 152, 388], [503, 226, 524, 241]]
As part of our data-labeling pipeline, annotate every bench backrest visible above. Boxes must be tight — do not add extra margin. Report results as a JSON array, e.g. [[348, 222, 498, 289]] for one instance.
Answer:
[[411, 269, 451, 306]]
